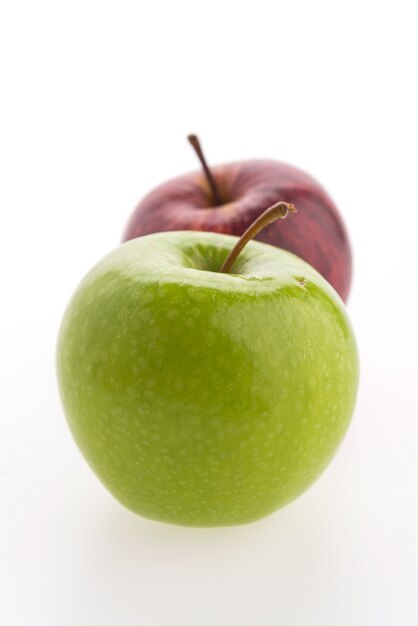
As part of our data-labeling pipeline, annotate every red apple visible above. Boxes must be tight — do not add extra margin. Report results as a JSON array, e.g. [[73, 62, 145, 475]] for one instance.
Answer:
[[123, 136, 352, 301]]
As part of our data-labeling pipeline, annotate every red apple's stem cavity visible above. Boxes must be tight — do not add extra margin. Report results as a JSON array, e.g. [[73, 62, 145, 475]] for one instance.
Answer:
[[187, 134, 223, 206], [220, 202, 297, 274]]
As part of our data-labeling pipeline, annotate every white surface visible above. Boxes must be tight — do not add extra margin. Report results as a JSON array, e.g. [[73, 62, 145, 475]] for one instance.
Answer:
[[1, 1, 417, 625]]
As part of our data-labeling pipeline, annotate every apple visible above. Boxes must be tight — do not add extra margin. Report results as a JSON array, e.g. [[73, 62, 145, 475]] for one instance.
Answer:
[[57, 205, 358, 526], [123, 135, 352, 301]]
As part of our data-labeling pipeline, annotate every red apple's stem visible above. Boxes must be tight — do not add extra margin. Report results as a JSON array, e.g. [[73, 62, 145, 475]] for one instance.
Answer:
[[187, 134, 223, 206], [220, 202, 297, 274]]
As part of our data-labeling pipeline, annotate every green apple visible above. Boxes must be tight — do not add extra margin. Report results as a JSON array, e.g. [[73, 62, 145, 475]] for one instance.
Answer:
[[57, 229, 358, 526]]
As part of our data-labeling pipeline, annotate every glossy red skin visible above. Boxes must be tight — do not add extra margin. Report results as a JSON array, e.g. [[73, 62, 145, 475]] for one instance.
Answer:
[[123, 160, 352, 301]]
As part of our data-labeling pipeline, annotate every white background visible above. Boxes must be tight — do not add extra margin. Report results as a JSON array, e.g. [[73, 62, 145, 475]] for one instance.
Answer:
[[1, 1, 417, 625]]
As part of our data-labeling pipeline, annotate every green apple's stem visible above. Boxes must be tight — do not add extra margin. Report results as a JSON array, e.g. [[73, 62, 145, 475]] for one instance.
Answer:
[[187, 134, 223, 206], [219, 202, 297, 274]]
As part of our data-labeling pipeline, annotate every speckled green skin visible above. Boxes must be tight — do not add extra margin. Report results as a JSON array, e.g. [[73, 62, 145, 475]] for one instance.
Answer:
[[57, 231, 358, 526]]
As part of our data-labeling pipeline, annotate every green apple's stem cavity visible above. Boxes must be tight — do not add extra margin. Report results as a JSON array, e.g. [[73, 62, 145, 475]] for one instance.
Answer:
[[220, 202, 297, 274], [187, 134, 223, 206]]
